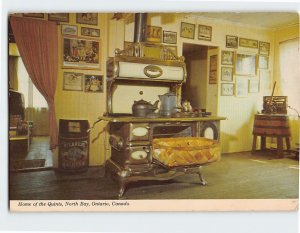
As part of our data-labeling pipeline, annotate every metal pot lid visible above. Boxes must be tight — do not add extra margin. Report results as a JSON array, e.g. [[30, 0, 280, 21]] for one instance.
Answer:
[[160, 92, 176, 97], [134, 99, 152, 105]]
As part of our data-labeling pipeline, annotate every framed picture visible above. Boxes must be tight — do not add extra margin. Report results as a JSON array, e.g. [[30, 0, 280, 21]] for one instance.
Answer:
[[163, 31, 177, 44], [235, 76, 248, 97], [221, 67, 233, 82], [23, 13, 44, 18], [84, 75, 103, 92], [63, 72, 83, 91], [221, 83, 234, 96], [258, 55, 269, 69], [81, 27, 100, 37], [259, 69, 271, 91], [209, 55, 217, 84], [226, 35, 238, 48], [61, 25, 78, 36], [239, 38, 258, 48], [48, 13, 69, 22], [180, 22, 195, 39], [165, 45, 178, 56], [63, 37, 100, 69], [236, 53, 257, 76], [259, 41, 270, 56], [198, 25, 212, 41], [146, 25, 162, 43], [249, 78, 260, 93], [124, 41, 133, 50], [76, 13, 98, 25], [221, 51, 234, 65]]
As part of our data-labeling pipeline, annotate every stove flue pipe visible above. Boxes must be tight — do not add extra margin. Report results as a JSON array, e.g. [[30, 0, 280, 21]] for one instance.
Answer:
[[134, 13, 148, 43]]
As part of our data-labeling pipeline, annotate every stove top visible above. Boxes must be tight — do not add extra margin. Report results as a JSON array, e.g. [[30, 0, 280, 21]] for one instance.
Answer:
[[105, 111, 211, 118]]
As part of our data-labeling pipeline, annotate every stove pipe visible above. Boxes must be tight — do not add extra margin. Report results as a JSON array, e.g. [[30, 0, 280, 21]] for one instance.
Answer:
[[133, 13, 148, 43]]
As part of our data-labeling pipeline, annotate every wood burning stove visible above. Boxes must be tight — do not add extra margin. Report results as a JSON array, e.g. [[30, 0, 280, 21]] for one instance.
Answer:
[[88, 13, 226, 197]]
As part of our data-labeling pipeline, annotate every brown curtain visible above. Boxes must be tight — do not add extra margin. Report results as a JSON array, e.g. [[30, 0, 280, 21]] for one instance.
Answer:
[[10, 16, 58, 149], [8, 56, 19, 90]]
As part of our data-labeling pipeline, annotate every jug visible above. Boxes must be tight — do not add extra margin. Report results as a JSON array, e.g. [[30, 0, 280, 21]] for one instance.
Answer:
[[158, 92, 178, 116]]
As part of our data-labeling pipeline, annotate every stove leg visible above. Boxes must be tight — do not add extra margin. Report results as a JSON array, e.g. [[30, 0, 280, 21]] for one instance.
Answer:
[[198, 166, 207, 185], [118, 181, 126, 199]]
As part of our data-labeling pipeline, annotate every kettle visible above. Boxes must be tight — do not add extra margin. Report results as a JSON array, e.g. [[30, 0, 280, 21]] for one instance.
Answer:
[[132, 99, 159, 117], [159, 92, 178, 116]]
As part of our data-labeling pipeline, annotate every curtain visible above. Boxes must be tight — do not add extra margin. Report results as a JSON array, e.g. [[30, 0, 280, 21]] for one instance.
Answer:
[[10, 16, 58, 149], [279, 38, 300, 111], [8, 56, 19, 90]]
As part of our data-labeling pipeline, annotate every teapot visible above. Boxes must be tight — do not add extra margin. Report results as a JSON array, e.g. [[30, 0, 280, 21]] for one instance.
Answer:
[[132, 99, 159, 117], [159, 92, 178, 116]]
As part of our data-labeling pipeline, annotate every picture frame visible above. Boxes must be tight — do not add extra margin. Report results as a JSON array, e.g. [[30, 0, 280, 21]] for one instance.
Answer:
[[239, 38, 258, 49], [209, 55, 217, 84], [180, 22, 195, 39], [235, 53, 257, 76], [76, 13, 98, 26], [63, 72, 83, 91], [48, 13, 69, 22], [221, 67, 233, 82], [63, 37, 100, 69], [221, 51, 234, 65], [23, 13, 44, 18], [259, 41, 270, 56], [124, 41, 133, 50], [81, 27, 100, 37], [226, 35, 238, 48], [165, 45, 178, 56], [84, 75, 103, 93], [249, 77, 260, 93], [259, 69, 271, 91], [146, 25, 162, 43], [221, 83, 234, 96], [235, 76, 248, 97], [163, 30, 177, 44], [198, 25, 212, 41], [61, 24, 78, 36], [258, 55, 269, 69]]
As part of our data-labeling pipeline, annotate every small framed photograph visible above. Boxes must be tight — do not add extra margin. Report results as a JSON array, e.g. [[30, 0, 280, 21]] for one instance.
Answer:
[[258, 55, 269, 69], [146, 25, 162, 43], [81, 27, 100, 37], [226, 35, 238, 48], [239, 38, 258, 49], [163, 31, 177, 44], [198, 25, 212, 41], [236, 76, 248, 97], [236, 53, 257, 76], [221, 51, 234, 65], [76, 13, 98, 25], [48, 13, 69, 22], [63, 72, 83, 91], [259, 41, 270, 56], [165, 45, 178, 56], [61, 24, 78, 36], [221, 83, 234, 96], [23, 13, 45, 18], [63, 37, 101, 69], [249, 77, 260, 93], [180, 22, 195, 39], [221, 67, 233, 82], [124, 41, 133, 50], [209, 55, 217, 84], [84, 75, 103, 92]]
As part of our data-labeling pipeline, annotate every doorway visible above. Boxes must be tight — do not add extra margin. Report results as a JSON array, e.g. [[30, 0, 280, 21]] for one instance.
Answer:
[[182, 43, 218, 115]]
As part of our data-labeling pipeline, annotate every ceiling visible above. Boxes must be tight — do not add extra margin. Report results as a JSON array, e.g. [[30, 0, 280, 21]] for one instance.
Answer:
[[188, 12, 299, 29]]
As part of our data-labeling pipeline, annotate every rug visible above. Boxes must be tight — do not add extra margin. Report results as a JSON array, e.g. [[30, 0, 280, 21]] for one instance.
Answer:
[[10, 159, 46, 171]]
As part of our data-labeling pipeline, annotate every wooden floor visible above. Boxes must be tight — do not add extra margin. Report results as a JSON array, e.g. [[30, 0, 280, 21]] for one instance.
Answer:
[[9, 151, 299, 200]]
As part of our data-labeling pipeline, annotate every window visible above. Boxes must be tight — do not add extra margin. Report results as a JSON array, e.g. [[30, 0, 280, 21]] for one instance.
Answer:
[[279, 38, 300, 113]]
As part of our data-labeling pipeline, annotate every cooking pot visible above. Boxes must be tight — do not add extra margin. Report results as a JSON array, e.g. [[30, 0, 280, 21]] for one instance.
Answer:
[[132, 99, 159, 117], [159, 92, 178, 116]]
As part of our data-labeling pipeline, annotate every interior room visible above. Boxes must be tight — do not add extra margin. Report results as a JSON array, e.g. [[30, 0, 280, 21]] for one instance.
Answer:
[[8, 12, 299, 202]]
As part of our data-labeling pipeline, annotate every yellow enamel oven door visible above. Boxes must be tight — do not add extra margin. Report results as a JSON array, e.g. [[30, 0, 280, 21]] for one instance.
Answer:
[[118, 62, 185, 82]]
